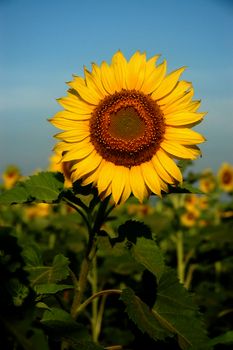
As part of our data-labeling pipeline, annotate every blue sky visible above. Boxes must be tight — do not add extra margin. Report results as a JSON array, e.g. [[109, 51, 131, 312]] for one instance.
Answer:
[[0, 0, 233, 177]]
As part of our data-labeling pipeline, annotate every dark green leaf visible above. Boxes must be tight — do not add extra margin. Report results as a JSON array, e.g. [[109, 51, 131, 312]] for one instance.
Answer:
[[152, 268, 211, 349], [120, 287, 169, 341], [110, 220, 152, 246], [208, 330, 233, 346], [22, 243, 43, 267], [121, 268, 211, 349], [25, 253, 70, 286], [0, 172, 64, 205], [41, 308, 104, 349], [34, 283, 73, 295], [41, 307, 79, 331], [130, 237, 164, 280]]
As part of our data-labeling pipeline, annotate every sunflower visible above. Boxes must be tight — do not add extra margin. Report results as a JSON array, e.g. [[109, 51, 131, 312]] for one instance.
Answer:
[[199, 169, 216, 193], [2, 165, 21, 190], [50, 51, 206, 204], [180, 207, 200, 228], [218, 163, 233, 192]]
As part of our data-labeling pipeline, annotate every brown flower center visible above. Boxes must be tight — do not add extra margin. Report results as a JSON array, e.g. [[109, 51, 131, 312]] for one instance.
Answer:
[[222, 171, 232, 185], [90, 90, 165, 167]]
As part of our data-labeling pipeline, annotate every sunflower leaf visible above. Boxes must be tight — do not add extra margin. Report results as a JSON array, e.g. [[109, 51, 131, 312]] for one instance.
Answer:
[[120, 287, 170, 341], [153, 268, 211, 349], [34, 284, 73, 295], [129, 236, 165, 281], [0, 172, 64, 205], [121, 268, 211, 349], [24, 252, 70, 286], [41, 308, 104, 349]]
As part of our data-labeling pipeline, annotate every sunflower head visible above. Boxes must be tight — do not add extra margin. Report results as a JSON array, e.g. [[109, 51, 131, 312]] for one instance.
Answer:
[[50, 51, 206, 204], [2, 165, 21, 190], [180, 207, 200, 228], [199, 169, 216, 194], [218, 163, 233, 193]]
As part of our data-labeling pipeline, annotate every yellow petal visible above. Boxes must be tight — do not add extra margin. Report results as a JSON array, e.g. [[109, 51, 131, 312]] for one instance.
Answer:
[[82, 160, 104, 186], [162, 88, 194, 114], [111, 50, 127, 90], [57, 95, 94, 114], [141, 60, 167, 94], [161, 141, 201, 159], [68, 77, 100, 105], [91, 63, 108, 96], [51, 110, 91, 122], [53, 141, 78, 155], [129, 165, 148, 202], [71, 151, 102, 180], [97, 161, 116, 194], [158, 81, 192, 106], [186, 100, 201, 112], [164, 112, 206, 126], [84, 66, 106, 99], [144, 54, 161, 80], [119, 170, 131, 204], [152, 67, 186, 100], [140, 162, 161, 196], [62, 142, 94, 162], [111, 166, 129, 204], [151, 154, 175, 184], [165, 127, 206, 145], [126, 51, 147, 90], [55, 128, 90, 142], [101, 61, 118, 94], [156, 149, 183, 183], [159, 177, 169, 192], [50, 117, 91, 130]]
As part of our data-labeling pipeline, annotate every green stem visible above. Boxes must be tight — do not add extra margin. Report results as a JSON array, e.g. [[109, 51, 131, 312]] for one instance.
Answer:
[[184, 263, 197, 289], [176, 231, 185, 284], [63, 197, 91, 234], [77, 289, 122, 315], [91, 255, 99, 342], [70, 235, 97, 319], [70, 196, 114, 321]]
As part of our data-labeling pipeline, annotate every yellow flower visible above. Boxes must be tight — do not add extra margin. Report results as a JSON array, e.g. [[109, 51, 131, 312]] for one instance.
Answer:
[[198, 195, 209, 210], [180, 207, 200, 227], [199, 169, 216, 194], [218, 163, 233, 192], [127, 203, 154, 217], [2, 165, 21, 189], [48, 153, 73, 188], [24, 203, 50, 219], [184, 194, 199, 211], [50, 51, 206, 204]]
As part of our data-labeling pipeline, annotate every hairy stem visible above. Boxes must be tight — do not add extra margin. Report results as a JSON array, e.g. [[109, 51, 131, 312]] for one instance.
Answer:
[[70, 196, 113, 320], [77, 289, 122, 315], [176, 230, 185, 284]]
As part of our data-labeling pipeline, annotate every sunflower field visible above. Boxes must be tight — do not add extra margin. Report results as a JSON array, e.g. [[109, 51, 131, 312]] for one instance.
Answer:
[[1, 51, 233, 350], [0, 160, 233, 350]]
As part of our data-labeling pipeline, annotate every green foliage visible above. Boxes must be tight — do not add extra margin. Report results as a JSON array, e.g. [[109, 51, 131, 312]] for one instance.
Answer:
[[1, 162, 233, 349], [22, 245, 71, 296], [120, 287, 169, 341], [129, 236, 165, 280], [152, 268, 211, 350], [0, 172, 64, 204], [41, 308, 104, 349], [209, 331, 233, 346], [121, 268, 211, 350]]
